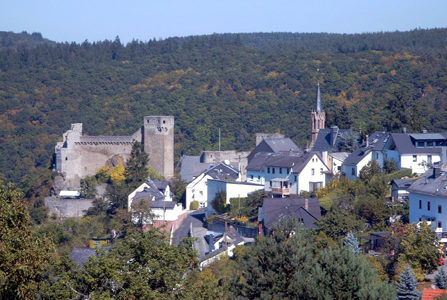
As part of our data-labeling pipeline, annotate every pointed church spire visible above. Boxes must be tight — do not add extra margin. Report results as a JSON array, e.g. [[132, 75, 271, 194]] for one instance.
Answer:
[[316, 83, 322, 113]]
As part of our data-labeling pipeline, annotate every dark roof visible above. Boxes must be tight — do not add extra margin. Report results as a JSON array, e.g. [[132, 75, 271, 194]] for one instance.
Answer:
[[330, 152, 350, 162], [367, 131, 390, 151], [311, 127, 355, 152], [180, 155, 212, 183], [205, 162, 239, 180], [131, 197, 177, 209], [408, 168, 447, 197], [343, 148, 372, 166], [390, 133, 442, 154], [172, 208, 206, 245], [391, 179, 415, 190], [134, 186, 165, 202], [263, 138, 301, 153], [247, 138, 302, 162], [152, 179, 169, 191], [409, 133, 446, 140], [261, 197, 321, 231], [247, 151, 323, 174], [70, 247, 97, 267]]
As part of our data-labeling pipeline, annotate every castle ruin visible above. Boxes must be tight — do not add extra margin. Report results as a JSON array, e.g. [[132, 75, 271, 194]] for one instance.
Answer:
[[55, 116, 174, 188]]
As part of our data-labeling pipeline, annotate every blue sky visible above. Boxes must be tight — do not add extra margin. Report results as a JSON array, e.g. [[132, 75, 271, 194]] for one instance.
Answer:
[[2, 0, 447, 44]]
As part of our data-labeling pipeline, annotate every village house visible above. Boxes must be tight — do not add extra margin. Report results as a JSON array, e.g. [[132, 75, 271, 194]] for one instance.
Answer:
[[258, 197, 321, 236], [384, 131, 446, 174], [246, 151, 331, 196], [128, 178, 187, 232], [185, 161, 240, 210], [408, 167, 447, 242], [390, 178, 415, 202]]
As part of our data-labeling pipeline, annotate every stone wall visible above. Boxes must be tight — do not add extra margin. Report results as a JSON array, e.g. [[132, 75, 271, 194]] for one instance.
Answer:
[[44, 197, 94, 219]]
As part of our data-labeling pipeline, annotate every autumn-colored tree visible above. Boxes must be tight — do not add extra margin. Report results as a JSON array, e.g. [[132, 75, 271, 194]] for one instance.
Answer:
[[0, 183, 56, 298]]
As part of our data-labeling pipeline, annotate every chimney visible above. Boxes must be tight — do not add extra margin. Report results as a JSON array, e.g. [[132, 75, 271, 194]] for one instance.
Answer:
[[403, 127, 407, 134], [304, 198, 309, 211], [365, 135, 369, 147], [322, 151, 328, 165], [434, 167, 441, 178]]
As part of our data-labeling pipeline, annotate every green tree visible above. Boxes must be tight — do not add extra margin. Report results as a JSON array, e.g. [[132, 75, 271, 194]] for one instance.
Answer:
[[211, 192, 228, 214], [359, 160, 382, 183], [395, 266, 421, 300], [317, 209, 365, 241], [436, 268, 447, 289], [344, 231, 361, 255], [124, 141, 149, 189], [383, 158, 398, 174], [231, 218, 316, 299], [0, 184, 56, 298], [398, 222, 439, 273], [311, 247, 395, 299], [45, 227, 198, 299]]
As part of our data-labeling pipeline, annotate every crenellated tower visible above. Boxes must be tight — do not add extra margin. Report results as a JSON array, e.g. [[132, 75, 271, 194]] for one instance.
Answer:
[[311, 83, 325, 146]]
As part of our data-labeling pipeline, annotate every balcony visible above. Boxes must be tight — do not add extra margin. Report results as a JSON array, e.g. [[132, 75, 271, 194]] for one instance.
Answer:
[[272, 187, 290, 196], [271, 178, 290, 197]]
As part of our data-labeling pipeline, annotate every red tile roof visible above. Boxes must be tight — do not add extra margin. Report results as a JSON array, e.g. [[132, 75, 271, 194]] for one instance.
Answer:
[[422, 289, 447, 300]]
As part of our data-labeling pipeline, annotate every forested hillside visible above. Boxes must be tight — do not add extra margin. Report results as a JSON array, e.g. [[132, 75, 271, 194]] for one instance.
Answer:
[[1, 29, 447, 195], [0, 31, 55, 51]]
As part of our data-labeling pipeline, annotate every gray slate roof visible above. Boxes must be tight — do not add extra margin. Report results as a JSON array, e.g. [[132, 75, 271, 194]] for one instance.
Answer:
[[311, 127, 356, 153], [70, 247, 97, 267], [408, 168, 447, 197], [343, 131, 389, 166], [205, 162, 239, 180], [390, 133, 442, 154], [172, 208, 206, 245], [391, 179, 415, 190], [261, 197, 321, 231], [179, 155, 213, 183], [409, 133, 447, 140], [247, 138, 302, 162], [330, 152, 350, 162], [247, 151, 321, 174]]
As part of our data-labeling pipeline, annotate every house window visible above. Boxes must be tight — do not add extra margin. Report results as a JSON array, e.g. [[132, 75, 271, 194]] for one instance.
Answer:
[[439, 221, 443, 229], [294, 175, 297, 181], [351, 167, 355, 176], [428, 155, 432, 164], [272, 168, 275, 174], [267, 167, 270, 174], [258, 175, 260, 180], [320, 168, 323, 175], [439, 205, 442, 214], [250, 175, 253, 180], [419, 200, 422, 209], [428, 201, 431, 211], [337, 166, 341, 171], [311, 168, 315, 175], [269, 181, 272, 187], [427, 141, 434, 147], [413, 155, 417, 162], [286, 168, 290, 174], [279, 168, 282, 174], [416, 141, 424, 147]]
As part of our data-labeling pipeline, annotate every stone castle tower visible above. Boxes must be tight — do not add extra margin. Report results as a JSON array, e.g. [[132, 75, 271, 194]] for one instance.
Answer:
[[55, 116, 174, 189], [311, 83, 325, 146], [143, 116, 174, 180]]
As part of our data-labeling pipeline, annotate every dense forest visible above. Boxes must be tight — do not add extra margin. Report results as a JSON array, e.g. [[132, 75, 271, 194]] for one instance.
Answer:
[[1, 28, 447, 196]]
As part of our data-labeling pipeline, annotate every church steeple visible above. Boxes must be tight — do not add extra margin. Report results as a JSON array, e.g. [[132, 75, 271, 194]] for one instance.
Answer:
[[311, 83, 325, 147], [316, 83, 322, 113]]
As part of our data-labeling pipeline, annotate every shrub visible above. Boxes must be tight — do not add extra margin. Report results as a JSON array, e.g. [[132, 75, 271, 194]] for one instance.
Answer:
[[190, 200, 199, 210]]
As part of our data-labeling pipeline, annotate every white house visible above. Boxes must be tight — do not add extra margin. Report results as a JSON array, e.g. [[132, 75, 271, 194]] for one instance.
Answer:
[[328, 152, 349, 174], [384, 132, 445, 174], [128, 180, 185, 230], [206, 180, 264, 216], [408, 167, 447, 242], [186, 162, 240, 210], [246, 151, 331, 196], [342, 131, 390, 180]]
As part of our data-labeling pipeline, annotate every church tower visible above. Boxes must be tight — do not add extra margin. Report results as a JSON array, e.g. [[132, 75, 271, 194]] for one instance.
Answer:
[[311, 83, 325, 146]]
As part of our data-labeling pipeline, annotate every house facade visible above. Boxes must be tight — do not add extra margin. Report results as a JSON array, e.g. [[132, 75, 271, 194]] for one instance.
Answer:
[[408, 167, 447, 242], [185, 162, 240, 210], [384, 132, 446, 174], [247, 152, 331, 195]]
